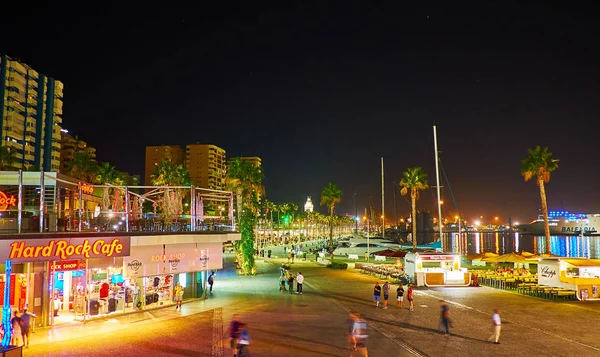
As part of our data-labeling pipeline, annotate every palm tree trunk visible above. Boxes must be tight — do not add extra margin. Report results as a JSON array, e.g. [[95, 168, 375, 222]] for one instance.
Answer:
[[538, 179, 551, 254], [411, 190, 417, 250], [329, 208, 335, 263]]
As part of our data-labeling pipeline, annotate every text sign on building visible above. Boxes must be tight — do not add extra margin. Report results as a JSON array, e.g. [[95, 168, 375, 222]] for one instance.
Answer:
[[78, 182, 94, 195], [0, 237, 131, 263], [0, 190, 17, 211], [123, 243, 222, 278], [419, 255, 455, 261], [50, 260, 87, 271]]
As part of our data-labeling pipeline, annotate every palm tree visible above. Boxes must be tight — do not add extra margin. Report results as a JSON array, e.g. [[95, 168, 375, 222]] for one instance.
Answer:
[[0, 146, 17, 171], [66, 151, 98, 182], [226, 158, 264, 274], [320, 183, 342, 263], [96, 162, 122, 212], [521, 146, 559, 254], [399, 167, 429, 250], [151, 160, 192, 217]]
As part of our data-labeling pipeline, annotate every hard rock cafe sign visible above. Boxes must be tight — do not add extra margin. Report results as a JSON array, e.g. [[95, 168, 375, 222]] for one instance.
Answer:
[[0, 237, 131, 263], [0, 190, 17, 211]]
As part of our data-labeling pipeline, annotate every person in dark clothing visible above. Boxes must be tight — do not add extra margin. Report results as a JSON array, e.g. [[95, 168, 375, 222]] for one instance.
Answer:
[[287, 272, 294, 294], [439, 300, 451, 335], [208, 271, 215, 294], [229, 314, 242, 357]]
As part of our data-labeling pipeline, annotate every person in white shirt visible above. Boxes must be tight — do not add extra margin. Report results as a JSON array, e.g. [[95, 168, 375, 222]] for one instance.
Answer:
[[296, 272, 304, 294], [487, 309, 502, 344]]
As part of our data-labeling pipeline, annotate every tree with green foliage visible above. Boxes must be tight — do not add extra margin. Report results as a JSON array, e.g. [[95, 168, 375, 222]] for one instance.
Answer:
[[399, 167, 429, 250], [66, 151, 98, 182], [521, 146, 559, 254], [151, 160, 192, 218], [96, 162, 122, 212], [320, 183, 342, 263], [226, 158, 264, 275], [0, 146, 17, 171]]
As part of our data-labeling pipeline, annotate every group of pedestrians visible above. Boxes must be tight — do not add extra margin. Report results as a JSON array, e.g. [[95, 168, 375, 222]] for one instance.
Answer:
[[371, 282, 502, 345], [4, 308, 36, 348], [372, 282, 413, 310], [279, 267, 304, 294]]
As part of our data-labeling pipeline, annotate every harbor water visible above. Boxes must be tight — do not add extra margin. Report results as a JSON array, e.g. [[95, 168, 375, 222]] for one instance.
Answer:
[[440, 232, 600, 259]]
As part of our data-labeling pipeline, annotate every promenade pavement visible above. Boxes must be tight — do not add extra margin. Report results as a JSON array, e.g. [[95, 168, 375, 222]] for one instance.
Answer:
[[24, 253, 414, 357], [22, 243, 600, 357]]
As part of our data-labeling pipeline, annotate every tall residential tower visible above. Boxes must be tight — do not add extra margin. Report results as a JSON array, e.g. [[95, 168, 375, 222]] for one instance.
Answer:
[[186, 143, 226, 190], [0, 55, 63, 171], [144, 145, 185, 185]]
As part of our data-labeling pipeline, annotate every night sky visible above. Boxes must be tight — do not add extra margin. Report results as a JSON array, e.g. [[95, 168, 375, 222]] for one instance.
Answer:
[[3, 3, 599, 224]]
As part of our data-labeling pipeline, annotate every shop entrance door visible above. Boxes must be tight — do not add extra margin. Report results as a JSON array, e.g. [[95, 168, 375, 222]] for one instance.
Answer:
[[50, 260, 86, 325]]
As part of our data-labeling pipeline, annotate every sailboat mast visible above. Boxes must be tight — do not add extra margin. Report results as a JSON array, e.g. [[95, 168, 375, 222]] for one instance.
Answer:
[[433, 126, 444, 250], [381, 157, 385, 238]]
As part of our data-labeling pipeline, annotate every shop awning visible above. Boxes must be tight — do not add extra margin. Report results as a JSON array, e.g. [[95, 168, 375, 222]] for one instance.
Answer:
[[562, 259, 600, 267]]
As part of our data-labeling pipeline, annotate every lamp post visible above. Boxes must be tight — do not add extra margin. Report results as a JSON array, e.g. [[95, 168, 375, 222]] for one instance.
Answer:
[[364, 216, 370, 261]]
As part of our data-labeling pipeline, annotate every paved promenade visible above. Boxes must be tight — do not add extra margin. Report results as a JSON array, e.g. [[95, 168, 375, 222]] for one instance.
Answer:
[[22, 250, 600, 357]]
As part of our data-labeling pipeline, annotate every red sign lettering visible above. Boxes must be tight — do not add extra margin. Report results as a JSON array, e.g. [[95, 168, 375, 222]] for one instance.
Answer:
[[51, 260, 87, 271], [0, 190, 17, 211]]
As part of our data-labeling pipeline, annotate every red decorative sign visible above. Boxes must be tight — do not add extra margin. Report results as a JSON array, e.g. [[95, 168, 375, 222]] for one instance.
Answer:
[[419, 255, 456, 261], [0, 237, 131, 263], [0, 190, 17, 211], [78, 182, 94, 195], [51, 260, 87, 271]]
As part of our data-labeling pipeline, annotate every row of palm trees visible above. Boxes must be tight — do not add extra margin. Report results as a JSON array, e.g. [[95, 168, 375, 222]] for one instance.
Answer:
[[394, 145, 558, 254]]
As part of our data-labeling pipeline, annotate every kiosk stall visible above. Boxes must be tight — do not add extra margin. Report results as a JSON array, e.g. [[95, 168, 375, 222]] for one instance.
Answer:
[[538, 258, 600, 300], [405, 252, 471, 287]]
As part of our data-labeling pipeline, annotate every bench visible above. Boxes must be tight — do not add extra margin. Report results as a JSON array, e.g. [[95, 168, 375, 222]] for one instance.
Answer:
[[374, 255, 386, 261], [554, 290, 577, 300], [348, 254, 360, 260]]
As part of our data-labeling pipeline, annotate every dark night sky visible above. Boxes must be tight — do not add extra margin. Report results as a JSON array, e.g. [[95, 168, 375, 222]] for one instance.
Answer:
[[3, 2, 599, 224]]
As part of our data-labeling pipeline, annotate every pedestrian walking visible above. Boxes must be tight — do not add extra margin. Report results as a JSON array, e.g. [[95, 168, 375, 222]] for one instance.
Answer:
[[438, 300, 451, 335], [20, 307, 36, 348], [10, 310, 23, 347], [407, 284, 414, 311], [208, 271, 215, 294], [348, 311, 369, 356], [396, 284, 404, 309], [229, 314, 242, 357], [237, 322, 251, 357], [174, 282, 184, 309], [279, 270, 287, 291], [487, 309, 502, 344], [382, 282, 390, 309], [291, 250, 296, 263], [287, 271, 295, 294], [296, 271, 304, 294], [364, 251, 369, 261], [373, 282, 382, 308]]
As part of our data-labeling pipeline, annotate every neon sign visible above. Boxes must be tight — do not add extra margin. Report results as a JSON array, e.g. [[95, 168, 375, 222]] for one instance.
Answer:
[[0, 190, 17, 211], [78, 182, 94, 195], [0, 237, 131, 263]]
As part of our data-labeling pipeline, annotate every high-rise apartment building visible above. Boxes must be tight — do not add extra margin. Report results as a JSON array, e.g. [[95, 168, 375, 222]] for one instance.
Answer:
[[59, 130, 96, 174], [186, 144, 226, 190], [0, 55, 63, 171], [144, 145, 185, 185], [236, 156, 262, 168]]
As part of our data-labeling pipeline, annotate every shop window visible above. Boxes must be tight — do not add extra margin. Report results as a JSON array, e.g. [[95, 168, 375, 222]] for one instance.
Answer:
[[179, 273, 187, 288]]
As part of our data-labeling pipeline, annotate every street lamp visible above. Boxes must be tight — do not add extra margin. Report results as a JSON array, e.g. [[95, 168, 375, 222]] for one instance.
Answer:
[[363, 216, 370, 261]]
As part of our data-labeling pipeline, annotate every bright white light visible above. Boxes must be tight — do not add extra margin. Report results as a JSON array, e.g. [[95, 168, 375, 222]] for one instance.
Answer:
[[179, 273, 187, 288], [112, 225, 118, 229], [514, 221, 519, 226], [474, 220, 480, 226]]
